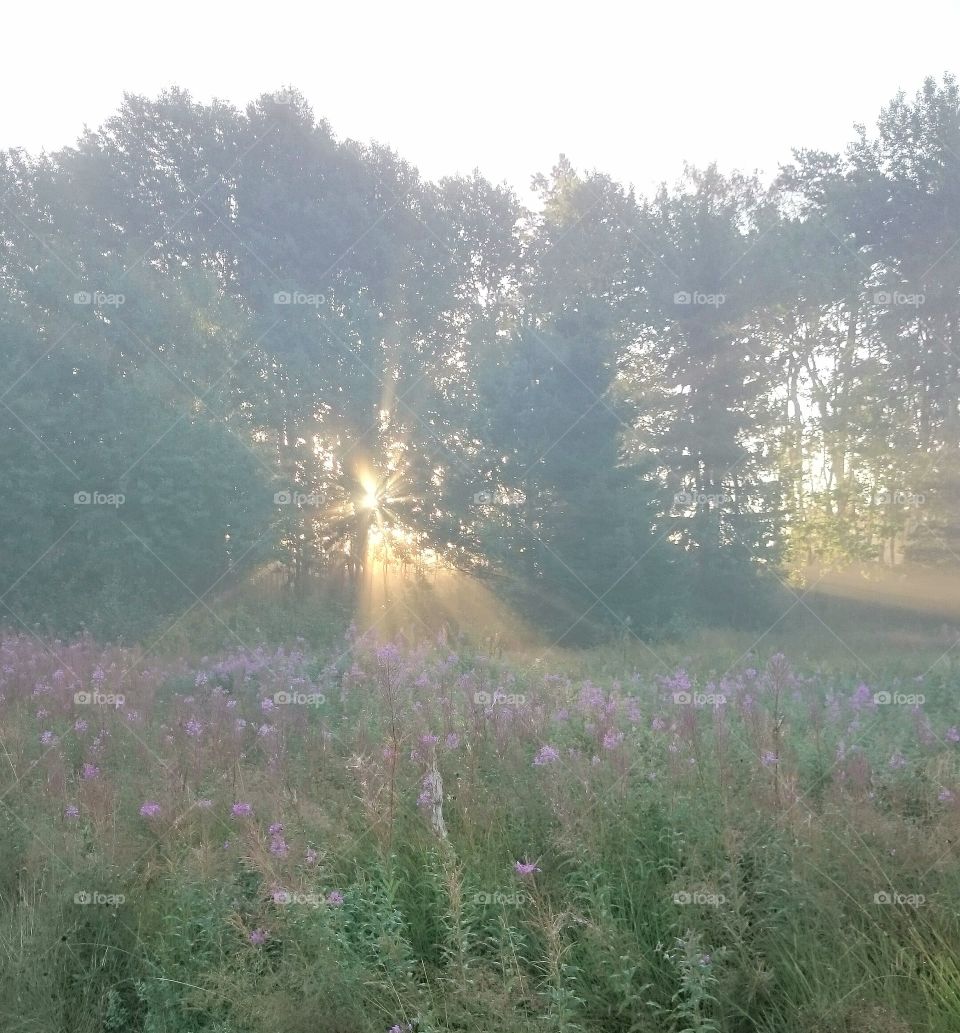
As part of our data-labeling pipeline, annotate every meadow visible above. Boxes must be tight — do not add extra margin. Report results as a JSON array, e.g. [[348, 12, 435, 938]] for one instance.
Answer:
[[1, 616, 959, 1033]]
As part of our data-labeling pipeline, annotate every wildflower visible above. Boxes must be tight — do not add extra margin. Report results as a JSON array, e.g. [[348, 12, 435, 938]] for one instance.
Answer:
[[260, 698, 274, 713], [268, 822, 283, 836], [269, 835, 289, 858], [64, 804, 79, 820], [231, 802, 253, 818], [651, 716, 667, 731], [376, 643, 401, 665], [532, 744, 560, 766], [196, 798, 213, 810], [74, 719, 88, 733], [417, 789, 433, 808], [305, 847, 319, 865], [514, 860, 540, 875], [889, 751, 908, 770], [946, 727, 960, 743], [40, 730, 58, 746], [420, 734, 439, 747], [139, 801, 161, 818], [602, 729, 624, 750], [444, 732, 460, 750], [939, 789, 954, 803], [760, 751, 778, 767], [326, 890, 345, 906], [248, 928, 268, 946], [184, 718, 202, 738], [81, 763, 100, 780]]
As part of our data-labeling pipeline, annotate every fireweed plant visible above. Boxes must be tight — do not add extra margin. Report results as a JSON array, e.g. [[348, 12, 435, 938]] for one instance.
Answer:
[[0, 628, 958, 1031]]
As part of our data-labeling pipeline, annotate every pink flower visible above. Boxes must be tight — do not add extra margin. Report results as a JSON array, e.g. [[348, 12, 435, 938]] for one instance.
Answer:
[[326, 890, 345, 906], [64, 804, 79, 820], [514, 860, 540, 876], [139, 801, 161, 818], [248, 928, 269, 945], [231, 802, 253, 818], [602, 729, 624, 750], [533, 744, 560, 766]]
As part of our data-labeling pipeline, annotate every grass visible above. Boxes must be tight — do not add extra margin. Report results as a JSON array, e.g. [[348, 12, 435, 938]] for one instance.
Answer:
[[0, 614, 958, 1032]]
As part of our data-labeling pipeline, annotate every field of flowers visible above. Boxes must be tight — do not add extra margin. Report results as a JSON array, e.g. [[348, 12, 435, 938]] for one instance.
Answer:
[[1, 626, 959, 1032]]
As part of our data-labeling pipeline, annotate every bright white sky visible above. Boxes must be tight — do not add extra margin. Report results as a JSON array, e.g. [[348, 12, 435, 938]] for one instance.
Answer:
[[4, 0, 960, 200]]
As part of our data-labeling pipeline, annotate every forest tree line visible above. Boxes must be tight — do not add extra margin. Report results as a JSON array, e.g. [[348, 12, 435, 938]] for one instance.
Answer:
[[2, 76, 959, 639]]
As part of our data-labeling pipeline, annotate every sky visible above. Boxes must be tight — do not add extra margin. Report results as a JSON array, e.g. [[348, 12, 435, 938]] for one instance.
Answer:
[[4, 0, 960, 200]]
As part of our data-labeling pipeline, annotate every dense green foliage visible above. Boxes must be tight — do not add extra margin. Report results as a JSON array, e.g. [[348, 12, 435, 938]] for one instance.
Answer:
[[2, 77, 959, 638]]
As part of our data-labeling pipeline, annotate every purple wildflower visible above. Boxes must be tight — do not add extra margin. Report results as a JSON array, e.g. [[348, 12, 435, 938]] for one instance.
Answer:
[[231, 802, 253, 818], [139, 801, 161, 818], [533, 744, 560, 766], [64, 804, 79, 820], [248, 928, 268, 946], [514, 860, 540, 875], [326, 890, 345, 906]]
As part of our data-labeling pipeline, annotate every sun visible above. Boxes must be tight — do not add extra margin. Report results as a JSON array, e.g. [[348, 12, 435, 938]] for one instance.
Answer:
[[360, 484, 380, 511]]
